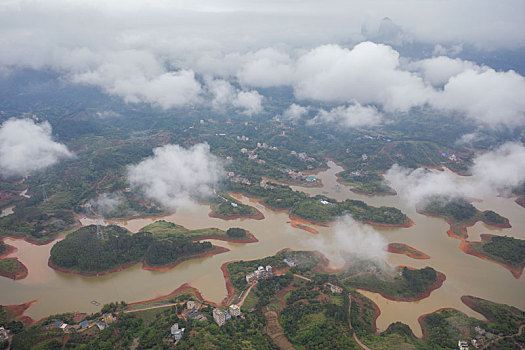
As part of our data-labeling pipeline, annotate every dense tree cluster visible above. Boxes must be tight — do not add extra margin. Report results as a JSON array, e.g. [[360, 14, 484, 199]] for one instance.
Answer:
[[344, 266, 439, 299], [226, 228, 247, 238], [50, 225, 213, 273], [483, 236, 525, 266], [483, 210, 508, 225], [424, 197, 477, 221]]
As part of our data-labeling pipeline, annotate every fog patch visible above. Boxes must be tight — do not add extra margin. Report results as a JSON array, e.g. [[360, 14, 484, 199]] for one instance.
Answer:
[[127, 143, 224, 209], [308, 103, 382, 128], [0, 118, 73, 177], [282, 103, 309, 121], [207, 79, 263, 116], [385, 142, 525, 206], [87, 193, 123, 217], [306, 215, 388, 267]]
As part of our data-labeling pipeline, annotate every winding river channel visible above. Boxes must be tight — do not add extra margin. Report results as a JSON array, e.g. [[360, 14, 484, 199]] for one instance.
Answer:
[[1, 162, 524, 337]]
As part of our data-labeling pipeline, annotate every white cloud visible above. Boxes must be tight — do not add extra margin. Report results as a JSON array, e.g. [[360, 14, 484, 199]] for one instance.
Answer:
[[207, 79, 264, 115], [71, 51, 202, 109], [237, 48, 294, 88], [282, 103, 309, 120], [306, 215, 387, 267], [308, 103, 382, 127], [293, 42, 432, 112], [0, 1, 524, 126], [430, 68, 525, 128], [127, 143, 224, 209], [232, 90, 263, 116], [385, 142, 525, 206], [409, 56, 479, 86], [0, 118, 73, 177], [470, 142, 525, 194]]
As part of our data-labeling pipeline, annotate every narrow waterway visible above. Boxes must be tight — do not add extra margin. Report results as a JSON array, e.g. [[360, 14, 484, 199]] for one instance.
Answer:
[[0, 161, 523, 338]]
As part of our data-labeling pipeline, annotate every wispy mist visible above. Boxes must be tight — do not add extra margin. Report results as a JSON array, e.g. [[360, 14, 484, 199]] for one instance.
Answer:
[[306, 215, 388, 268], [385, 142, 525, 206], [87, 193, 123, 217]]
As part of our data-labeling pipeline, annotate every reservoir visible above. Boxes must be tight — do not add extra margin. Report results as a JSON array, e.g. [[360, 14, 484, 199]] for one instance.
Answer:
[[1, 162, 524, 337]]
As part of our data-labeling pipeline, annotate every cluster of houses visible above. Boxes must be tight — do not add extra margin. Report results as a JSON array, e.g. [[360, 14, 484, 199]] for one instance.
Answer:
[[456, 325, 500, 349], [213, 305, 242, 327], [468, 326, 497, 348], [290, 151, 316, 163], [240, 148, 266, 165], [228, 172, 251, 186], [245, 265, 273, 284], [278, 168, 318, 182], [441, 152, 458, 162], [47, 313, 116, 333], [257, 142, 278, 151]]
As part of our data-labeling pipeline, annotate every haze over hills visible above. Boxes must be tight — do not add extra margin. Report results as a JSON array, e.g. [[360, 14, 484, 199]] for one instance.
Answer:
[[0, 1, 524, 349]]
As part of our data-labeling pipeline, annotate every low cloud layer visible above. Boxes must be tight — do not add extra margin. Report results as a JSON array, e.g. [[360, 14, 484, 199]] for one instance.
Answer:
[[292, 43, 431, 112], [385, 142, 525, 206], [307, 215, 387, 267], [72, 51, 202, 109], [236, 44, 525, 129], [207, 79, 263, 115], [0, 118, 73, 177], [1, 2, 524, 128], [127, 143, 224, 209], [282, 104, 309, 120], [308, 103, 382, 128]]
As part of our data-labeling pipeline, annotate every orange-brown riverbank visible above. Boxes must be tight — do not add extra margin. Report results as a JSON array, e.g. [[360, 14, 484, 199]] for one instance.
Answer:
[[459, 235, 524, 279], [387, 243, 430, 260], [0, 258, 28, 280]]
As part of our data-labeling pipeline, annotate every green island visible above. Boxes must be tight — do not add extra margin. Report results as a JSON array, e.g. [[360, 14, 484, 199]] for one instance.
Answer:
[[420, 197, 510, 239], [230, 181, 410, 226], [336, 170, 396, 196], [208, 193, 263, 220], [461, 235, 525, 278], [0, 258, 28, 280], [49, 225, 219, 274], [139, 220, 257, 243], [343, 266, 444, 301]]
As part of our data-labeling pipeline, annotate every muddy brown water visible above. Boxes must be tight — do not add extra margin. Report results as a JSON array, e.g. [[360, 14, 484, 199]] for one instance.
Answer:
[[1, 162, 523, 337]]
